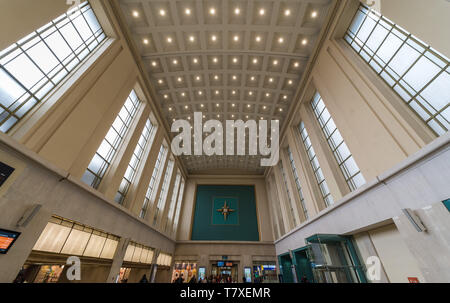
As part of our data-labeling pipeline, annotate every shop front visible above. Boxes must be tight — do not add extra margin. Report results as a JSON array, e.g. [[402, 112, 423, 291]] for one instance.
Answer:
[[253, 262, 278, 283]]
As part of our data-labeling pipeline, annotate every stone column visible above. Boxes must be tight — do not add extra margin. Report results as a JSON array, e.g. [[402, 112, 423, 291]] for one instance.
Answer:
[[106, 237, 130, 283], [393, 202, 450, 283], [0, 205, 51, 283]]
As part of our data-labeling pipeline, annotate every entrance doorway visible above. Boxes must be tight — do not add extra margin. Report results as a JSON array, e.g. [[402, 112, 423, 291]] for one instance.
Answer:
[[210, 261, 238, 282]]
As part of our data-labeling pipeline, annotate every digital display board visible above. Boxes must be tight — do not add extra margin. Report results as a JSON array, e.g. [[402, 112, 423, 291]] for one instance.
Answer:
[[217, 261, 225, 267], [0, 162, 15, 187], [0, 229, 21, 254]]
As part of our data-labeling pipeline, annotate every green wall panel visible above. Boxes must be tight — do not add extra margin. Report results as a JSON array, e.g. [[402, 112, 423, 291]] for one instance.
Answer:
[[191, 185, 259, 241]]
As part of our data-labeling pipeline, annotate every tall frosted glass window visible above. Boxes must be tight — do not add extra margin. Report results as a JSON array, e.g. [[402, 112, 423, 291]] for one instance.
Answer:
[[83, 90, 141, 189], [312, 93, 366, 191], [140, 145, 167, 219], [165, 172, 181, 231], [345, 4, 450, 135], [115, 119, 156, 204], [279, 161, 298, 227], [172, 179, 185, 234], [287, 148, 309, 220], [0, 1, 106, 132], [299, 122, 334, 206], [152, 160, 174, 225]]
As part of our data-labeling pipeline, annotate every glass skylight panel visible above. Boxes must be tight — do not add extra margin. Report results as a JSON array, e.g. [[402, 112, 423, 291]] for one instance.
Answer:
[[115, 118, 156, 205], [279, 161, 298, 227], [0, 1, 106, 132], [83, 90, 141, 189], [345, 4, 450, 135], [299, 122, 334, 206], [311, 93, 366, 191], [140, 145, 167, 218], [153, 160, 174, 225], [287, 148, 309, 220]]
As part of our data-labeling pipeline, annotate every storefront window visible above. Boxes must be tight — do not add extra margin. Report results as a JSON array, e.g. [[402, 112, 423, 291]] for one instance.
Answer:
[[172, 262, 197, 283], [253, 262, 278, 283]]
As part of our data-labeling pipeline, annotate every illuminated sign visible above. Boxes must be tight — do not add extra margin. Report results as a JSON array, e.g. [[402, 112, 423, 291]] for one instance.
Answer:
[[0, 229, 21, 254]]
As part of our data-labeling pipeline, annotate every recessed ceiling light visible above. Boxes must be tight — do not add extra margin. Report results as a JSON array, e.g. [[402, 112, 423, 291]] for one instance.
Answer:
[[294, 62, 299, 67], [189, 36, 195, 42], [214, 75, 219, 80], [233, 58, 238, 63], [234, 8, 241, 15], [198, 91, 203, 95], [259, 8, 265, 16], [169, 107, 172, 111], [159, 9, 166, 16], [193, 58, 198, 63], [216, 103, 220, 106], [269, 78, 274, 82], [253, 58, 258, 64], [143, 39, 149, 45], [158, 79, 163, 84], [167, 37, 173, 43], [188, 117, 191, 120], [273, 60, 278, 65], [196, 76, 201, 81], [210, 8, 216, 15], [247, 104, 251, 108], [215, 91, 220, 95], [232, 91, 236, 95], [217, 114, 220, 118], [132, 11, 139, 18], [185, 8, 191, 15], [288, 80, 293, 85], [311, 11, 318, 18], [164, 94, 168, 99], [177, 77, 182, 82], [213, 57, 218, 63], [211, 35, 217, 41], [278, 37, 284, 43], [231, 114, 235, 118], [173, 59, 178, 64], [283, 95, 288, 100], [181, 92, 186, 97], [256, 36, 261, 42], [279, 108, 283, 112], [263, 106, 267, 109], [234, 35, 239, 42], [201, 104, 204, 108], [249, 91, 253, 96], [284, 9, 291, 16], [302, 39, 308, 45], [266, 93, 270, 97], [232, 75, 237, 80], [251, 76, 255, 81], [151, 61, 157, 66], [246, 115, 249, 119], [232, 103, 236, 107]]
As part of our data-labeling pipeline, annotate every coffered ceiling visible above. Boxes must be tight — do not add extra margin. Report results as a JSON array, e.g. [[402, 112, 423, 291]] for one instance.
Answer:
[[117, 0, 333, 175]]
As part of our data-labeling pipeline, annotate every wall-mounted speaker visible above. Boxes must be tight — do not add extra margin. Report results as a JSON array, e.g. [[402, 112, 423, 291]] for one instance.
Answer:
[[16, 204, 42, 228], [402, 208, 427, 232]]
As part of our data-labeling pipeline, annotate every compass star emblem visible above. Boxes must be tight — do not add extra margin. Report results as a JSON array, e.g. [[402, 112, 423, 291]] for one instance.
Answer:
[[217, 201, 235, 221]]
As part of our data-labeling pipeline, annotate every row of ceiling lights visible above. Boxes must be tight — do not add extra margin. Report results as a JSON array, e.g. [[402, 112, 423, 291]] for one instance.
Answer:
[[151, 57, 300, 68], [143, 34, 309, 46], [132, 6, 318, 19]]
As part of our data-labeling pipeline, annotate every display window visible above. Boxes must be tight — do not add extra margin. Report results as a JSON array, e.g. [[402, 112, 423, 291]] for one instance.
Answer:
[[172, 262, 197, 283]]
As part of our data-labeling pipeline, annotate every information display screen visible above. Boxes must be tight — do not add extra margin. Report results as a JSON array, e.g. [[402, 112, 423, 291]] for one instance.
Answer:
[[0, 229, 21, 254]]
